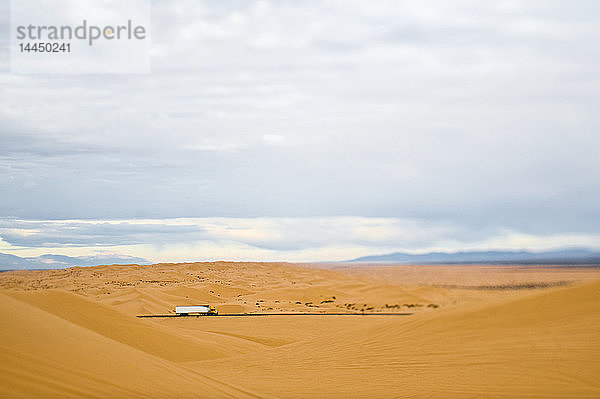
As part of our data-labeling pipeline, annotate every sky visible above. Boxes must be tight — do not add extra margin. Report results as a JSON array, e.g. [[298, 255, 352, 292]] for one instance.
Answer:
[[1, 0, 599, 264]]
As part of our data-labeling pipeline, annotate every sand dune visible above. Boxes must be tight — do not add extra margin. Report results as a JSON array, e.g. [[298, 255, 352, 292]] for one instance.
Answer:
[[5, 290, 226, 362], [1, 262, 599, 398], [196, 279, 600, 398], [0, 293, 259, 399]]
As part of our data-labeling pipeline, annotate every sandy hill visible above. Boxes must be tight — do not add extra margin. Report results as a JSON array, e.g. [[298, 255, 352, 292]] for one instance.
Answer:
[[0, 262, 599, 398]]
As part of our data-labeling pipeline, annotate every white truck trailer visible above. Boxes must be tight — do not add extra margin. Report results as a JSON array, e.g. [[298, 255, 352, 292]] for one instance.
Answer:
[[175, 305, 218, 316]]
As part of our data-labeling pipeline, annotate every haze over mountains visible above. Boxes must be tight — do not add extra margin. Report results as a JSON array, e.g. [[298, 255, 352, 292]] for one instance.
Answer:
[[350, 248, 600, 265], [2, 248, 600, 271], [0, 253, 149, 271]]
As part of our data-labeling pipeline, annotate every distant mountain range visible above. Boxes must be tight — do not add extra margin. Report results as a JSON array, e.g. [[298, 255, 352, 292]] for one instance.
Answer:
[[3, 249, 599, 270], [349, 248, 600, 265], [0, 253, 149, 271]]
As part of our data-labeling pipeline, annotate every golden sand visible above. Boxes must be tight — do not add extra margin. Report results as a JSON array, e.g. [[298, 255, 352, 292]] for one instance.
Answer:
[[1, 262, 599, 398]]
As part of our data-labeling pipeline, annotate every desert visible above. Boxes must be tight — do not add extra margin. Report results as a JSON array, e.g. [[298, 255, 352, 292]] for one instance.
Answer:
[[1, 262, 599, 398], [4, 1, 600, 398]]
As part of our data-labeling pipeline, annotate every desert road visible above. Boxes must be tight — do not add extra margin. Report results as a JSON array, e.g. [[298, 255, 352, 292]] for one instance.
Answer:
[[136, 312, 413, 318]]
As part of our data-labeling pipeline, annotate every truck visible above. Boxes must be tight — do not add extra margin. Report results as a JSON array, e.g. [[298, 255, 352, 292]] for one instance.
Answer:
[[175, 305, 218, 316]]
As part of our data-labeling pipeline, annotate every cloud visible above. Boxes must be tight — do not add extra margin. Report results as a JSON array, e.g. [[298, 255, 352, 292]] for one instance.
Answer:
[[0, 217, 456, 250], [0, 219, 209, 247], [0, 0, 599, 258], [1, 217, 598, 264]]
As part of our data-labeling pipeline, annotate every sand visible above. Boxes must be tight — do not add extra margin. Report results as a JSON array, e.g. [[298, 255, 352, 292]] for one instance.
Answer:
[[1, 262, 599, 398]]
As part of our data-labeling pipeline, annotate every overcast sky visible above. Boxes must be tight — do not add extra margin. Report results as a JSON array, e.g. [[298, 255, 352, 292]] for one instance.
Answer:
[[1, 0, 599, 263]]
